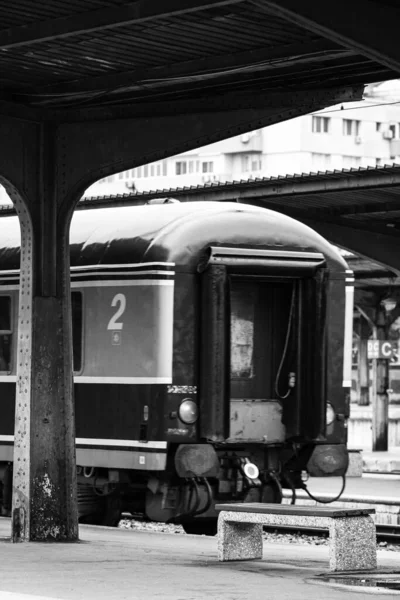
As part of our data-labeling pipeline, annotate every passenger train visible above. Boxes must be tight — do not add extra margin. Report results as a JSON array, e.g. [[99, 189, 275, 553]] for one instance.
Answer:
[[0, 201, 353, 534]]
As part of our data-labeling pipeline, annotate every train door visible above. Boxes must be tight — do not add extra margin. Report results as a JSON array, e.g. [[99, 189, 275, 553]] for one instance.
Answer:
[[198, 247, 327, 445], [229, 278, 295, 443]]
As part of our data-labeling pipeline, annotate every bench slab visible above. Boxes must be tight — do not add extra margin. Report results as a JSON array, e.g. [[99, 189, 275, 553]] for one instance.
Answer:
[[216, 503, 375, 518], [217, 504, 377, 572]]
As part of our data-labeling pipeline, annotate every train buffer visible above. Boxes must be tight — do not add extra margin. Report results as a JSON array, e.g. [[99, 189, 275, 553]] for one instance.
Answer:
[[216, 503, 377, 572]]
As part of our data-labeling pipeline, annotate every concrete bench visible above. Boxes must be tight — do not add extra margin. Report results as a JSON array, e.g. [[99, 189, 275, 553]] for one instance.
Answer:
[[216, 503, 376, 572]]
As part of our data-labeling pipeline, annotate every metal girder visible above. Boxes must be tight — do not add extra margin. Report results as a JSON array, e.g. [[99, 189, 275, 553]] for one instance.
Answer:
[[301, 218, 400, 274], [258, 0, 400, 74], [54, 87, 363, 197], [315, 199, 400, 218], [0, 0, 244, 49], [25, 39, 345, 95], [146, 166, 400, 205], [0, 101, 49, 124], [55, 84, 363, 123]]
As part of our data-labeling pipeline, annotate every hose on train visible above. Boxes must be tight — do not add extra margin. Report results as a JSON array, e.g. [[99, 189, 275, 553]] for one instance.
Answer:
[[282, 470, 297, 505], [166, 477, 200, 524], [274, 285, 296, 400], [283, 468, 346, 505], [192, 477, 212, 517], [267, 471, 284, 503], [300, 474, 347, 504]]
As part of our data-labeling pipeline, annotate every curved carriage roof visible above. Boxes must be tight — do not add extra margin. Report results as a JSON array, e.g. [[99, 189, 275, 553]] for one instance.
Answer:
[[0, 202, 346, 272]]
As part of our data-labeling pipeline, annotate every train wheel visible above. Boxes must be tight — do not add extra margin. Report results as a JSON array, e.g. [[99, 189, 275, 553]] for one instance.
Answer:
[[182, 520, 217, 536], [80, 493, 122, 527], [99, 493, 122, 527]]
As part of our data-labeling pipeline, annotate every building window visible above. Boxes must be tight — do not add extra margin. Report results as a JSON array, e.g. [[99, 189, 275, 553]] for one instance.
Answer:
[[343, 155, 361, 168], [376, 122, 381, 132], [71, 292, 83, 373], [0, 296, 11, 371], [312, 116, 330, 133], [343, 119, 360, 136], [311, 153, 331, 171], [241, 154, 262, 172], [202, 161, 214, 173], [176, 161, 187, 175]]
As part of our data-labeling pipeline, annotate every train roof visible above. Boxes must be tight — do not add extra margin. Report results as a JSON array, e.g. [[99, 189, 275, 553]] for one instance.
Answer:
[[0, 202, 346, 272]]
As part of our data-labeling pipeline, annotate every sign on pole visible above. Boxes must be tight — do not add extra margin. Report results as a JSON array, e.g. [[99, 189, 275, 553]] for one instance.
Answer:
[[367, 340, 395, 359]]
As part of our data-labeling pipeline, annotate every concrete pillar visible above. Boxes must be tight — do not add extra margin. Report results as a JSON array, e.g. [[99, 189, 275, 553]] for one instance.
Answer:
[[357, 317, 370, 406]]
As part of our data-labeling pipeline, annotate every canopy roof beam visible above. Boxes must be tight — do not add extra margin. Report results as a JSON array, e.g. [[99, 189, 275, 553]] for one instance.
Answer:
[[0, 0, 244, 49], [259, 0, 400, 74]]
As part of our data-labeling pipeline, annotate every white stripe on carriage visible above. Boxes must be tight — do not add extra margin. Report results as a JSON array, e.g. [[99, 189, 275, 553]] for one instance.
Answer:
[[74, 376, 172, 384], [71, 270, 175, 278], [0, 375, 172, 383], [76, 438, 167, 449], [0, 434, 167, 449], [0, 263, 175, 276], [71, 280, 174, 288], [71, 262, 175, 271]]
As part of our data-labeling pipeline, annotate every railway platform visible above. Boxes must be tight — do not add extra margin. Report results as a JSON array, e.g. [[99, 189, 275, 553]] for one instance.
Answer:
[[362, 449, 400, 473], [0, 518, 398, 600]]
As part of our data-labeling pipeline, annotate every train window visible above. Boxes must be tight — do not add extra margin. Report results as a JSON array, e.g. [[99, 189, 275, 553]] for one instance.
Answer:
[[230, 287, 255, 379], [0, 296, 11, 372], [72, 292, 83, 373]]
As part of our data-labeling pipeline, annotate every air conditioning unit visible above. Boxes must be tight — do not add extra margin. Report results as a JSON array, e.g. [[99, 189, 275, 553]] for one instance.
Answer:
[[383, 130, 394, 140], [355, 136, 362, 144]]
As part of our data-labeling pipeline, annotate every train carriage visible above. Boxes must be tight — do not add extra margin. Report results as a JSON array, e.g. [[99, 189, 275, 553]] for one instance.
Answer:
[[0, 201, 353, 533]]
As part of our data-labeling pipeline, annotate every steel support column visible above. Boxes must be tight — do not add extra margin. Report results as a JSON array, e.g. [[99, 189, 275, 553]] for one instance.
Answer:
[[0, 124, 79, 541]]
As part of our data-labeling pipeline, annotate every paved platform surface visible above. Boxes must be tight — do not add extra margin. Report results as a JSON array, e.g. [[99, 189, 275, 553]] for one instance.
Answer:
[[362, 449, 400, 473], [300, 473, 400, 503], [0, 519, 399, 600]]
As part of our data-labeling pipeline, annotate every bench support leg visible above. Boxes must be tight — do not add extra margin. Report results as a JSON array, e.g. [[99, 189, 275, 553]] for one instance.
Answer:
[[218, 517, 263, 562], [329, 516, 377, 572]]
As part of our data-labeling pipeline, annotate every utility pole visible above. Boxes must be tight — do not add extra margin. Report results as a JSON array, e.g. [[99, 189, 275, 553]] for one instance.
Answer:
[[357, 316, 370, 406], [374, 304, 389, 451]]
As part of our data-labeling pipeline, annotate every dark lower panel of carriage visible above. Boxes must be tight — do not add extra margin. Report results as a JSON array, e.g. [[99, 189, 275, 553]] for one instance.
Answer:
[[0, 382, 168, 442], [74, 383, 167, 442]]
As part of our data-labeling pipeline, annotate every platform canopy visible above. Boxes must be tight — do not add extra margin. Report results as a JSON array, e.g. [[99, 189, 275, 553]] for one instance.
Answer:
[[0, 0, 399, 121], [1, 0, 400, 543]]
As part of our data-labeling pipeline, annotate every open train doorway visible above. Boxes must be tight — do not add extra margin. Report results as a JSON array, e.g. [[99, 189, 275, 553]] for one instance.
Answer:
[[229, 278, 296, 443]]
